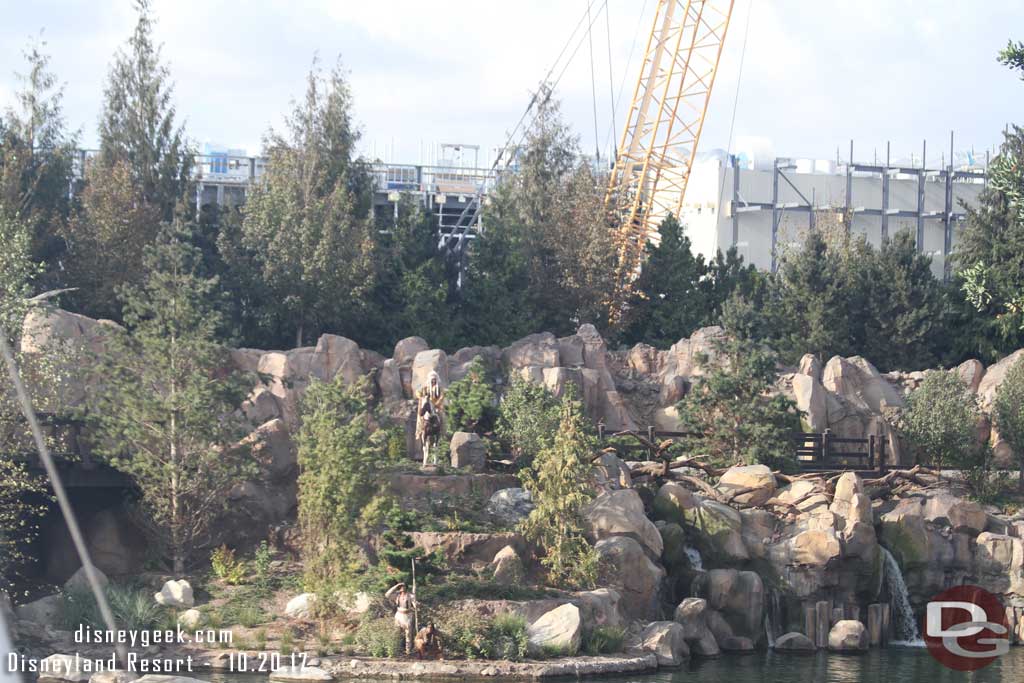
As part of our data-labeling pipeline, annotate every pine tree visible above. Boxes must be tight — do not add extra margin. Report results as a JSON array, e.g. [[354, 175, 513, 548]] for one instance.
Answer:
[[90, 227, 253, 573], [98, 0, 190, 219], [495, 374, 561, 468], [520, 388, 599, 589], [0, 38, 77, 273], [622, 214, 708, 347], [675, 295, 799, 468], [227, 58, 375, 348]]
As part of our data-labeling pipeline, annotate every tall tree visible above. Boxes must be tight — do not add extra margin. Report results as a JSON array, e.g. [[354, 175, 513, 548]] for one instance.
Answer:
[[622, 214, 708, 347], [98, 0, 191, 220], [0, 38, 76, 274], [226, 59, 375, 348], [675, 295, 800, 468], [90, 227, 253, 573], [520, 388, 599, 590], [993, 358, 1024, 492]]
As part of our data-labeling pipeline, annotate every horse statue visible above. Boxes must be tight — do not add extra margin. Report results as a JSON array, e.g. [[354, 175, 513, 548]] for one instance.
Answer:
[[415, 370, 445, 467]]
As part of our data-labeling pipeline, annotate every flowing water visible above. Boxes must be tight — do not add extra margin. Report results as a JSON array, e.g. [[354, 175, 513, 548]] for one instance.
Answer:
[[685, 545, 703, 571], [207, 648, 1024, 683], [882, 547, 924, 645]]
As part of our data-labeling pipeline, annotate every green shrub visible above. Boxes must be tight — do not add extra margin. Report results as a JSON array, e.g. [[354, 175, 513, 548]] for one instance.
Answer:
[[252, 541, 273, 591], [582, 625, 625, 655], [486, 613, 529, 661], [236, 605, 263, 628], [901, 370, 985, 472], [437, 611, 530, 661], [59, 583, 168, 631], [279, 627, 296, 656], [446, 356, 498, 436], [496, 375, 560, 468], [211, 545, 247, 585], [254, 629, 268, 651], [994, 358, 1024, 491], [354, 616, 403, 658]]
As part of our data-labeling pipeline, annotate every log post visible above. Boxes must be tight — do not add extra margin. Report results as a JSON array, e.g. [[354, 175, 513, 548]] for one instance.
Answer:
[[815, 600, 830, 648], [804, 603, 816, 643], [867, 604, 883, 647], [881, 603, 892, 645]]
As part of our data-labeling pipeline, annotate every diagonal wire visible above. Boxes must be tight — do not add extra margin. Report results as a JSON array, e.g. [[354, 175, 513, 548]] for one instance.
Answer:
[[604, 0, 618, 164], [587, 0, 601, 162], [0, 326, 129, 666], [603, 0, 649, 153], [716, 0, 753, 223]]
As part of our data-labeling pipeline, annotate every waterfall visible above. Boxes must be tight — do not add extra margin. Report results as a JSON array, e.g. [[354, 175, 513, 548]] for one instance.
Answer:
[[684, 545, 703, 571], [763, 586, 782, 648], [881, 548, 923, 645]]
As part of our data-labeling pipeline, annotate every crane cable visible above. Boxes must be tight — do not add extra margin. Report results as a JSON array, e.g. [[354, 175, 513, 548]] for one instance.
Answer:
[[604, 1, 618, 166], [716, 0, 753, 226], [587, 0, 601, 162], [602, 0, 650, 155], [0, 325, 129, 667]]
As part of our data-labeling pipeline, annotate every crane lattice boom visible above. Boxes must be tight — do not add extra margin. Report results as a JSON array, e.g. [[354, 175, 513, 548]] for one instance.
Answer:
[[606, 0, 734, 324]]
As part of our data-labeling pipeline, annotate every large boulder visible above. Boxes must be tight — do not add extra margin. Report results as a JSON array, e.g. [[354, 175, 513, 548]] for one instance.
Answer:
[[393, 336, 429, 366], [502, 333, 560, 370], [672, 598, 720, 657], [486, 488, 534, 525], [542, 367, 583, 399], [411, 349, 449, 394], [46, 508, 147, 583], [978, 349, 1024, 409], [37, 654, 91, 683], [154, 579, 193, 608], [652, 482, 698, 526], [790, 374, 827, 432], [691, 570, 764, 641], [774, 631, 816, 653], [583, 489, 663, 557], [640, 621, 689, 666], [956, 359, 986, 394], [284, 593, 317, 619], [686, 496, 748, 563], [595, 536, 665, 620], [527, 603, 582, 656], [591, 452, 632, 492], [309, 334, 363, 384], [921, 492, 987, 533], [449, 432, 487, 472], [15, 594, 63, 624], [241, 418, 297, 481], [490, 546, 526, 585], [63, 566, 109, 593], [828, 620, 868, 652], [822, 355, 904, 413], [716, 464, 776, 506]]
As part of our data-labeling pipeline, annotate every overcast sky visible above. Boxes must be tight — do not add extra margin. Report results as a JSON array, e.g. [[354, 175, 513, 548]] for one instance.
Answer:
[[1, 1, 1022, 168]]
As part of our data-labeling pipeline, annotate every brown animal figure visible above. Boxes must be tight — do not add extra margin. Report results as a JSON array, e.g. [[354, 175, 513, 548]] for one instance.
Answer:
[[414, 621, 443, 659]]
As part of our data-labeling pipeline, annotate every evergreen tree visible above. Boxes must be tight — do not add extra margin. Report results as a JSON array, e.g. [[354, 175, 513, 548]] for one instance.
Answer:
[[0, 38, 77, 274], [520, 388, 599, 590], [90, 227, 253, 573], [444, 357, 497, 436], [863, 232, 945, 370], [993, 358, 1024, 492], [98, 0, 191, 219], [675, 295, 799, 468], [296, 375, 394, 589], [622, 214, 708, 347], [227, 59, 375, 348], [957, 125, 1024, 353]]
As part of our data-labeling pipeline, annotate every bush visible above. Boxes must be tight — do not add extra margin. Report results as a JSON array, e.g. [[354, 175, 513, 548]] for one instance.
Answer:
[[486, 613, 529, 661], [211, 545, 246, 585], [901, 370, 985, 472], [445, 356, 498, 436], [60, 583, 169, 631], [994, 357, 1024, 491], [495, 375, 560, 468], [252, 541, 273, 591], [354, 616, 403, 658], [582, 625, 625, 655]]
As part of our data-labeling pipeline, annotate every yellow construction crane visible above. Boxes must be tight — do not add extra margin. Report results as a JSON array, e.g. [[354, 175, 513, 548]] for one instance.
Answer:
[[606, 0, 734, 325]]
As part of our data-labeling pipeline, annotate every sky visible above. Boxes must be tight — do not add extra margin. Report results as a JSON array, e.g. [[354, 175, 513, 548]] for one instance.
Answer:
[[1, 1, 1022, 169]]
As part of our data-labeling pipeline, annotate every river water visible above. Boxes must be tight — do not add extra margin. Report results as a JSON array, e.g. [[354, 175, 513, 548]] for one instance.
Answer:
[[206, 646, 1024, 683]]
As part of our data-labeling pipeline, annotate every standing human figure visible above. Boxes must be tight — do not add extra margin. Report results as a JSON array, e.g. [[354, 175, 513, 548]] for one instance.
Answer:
[[415, 371, 445, 467], [385, 582, 418, 655]]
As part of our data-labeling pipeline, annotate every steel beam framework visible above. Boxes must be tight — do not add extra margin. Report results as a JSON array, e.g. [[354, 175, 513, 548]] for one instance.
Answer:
[[606, 0, 734, 322]]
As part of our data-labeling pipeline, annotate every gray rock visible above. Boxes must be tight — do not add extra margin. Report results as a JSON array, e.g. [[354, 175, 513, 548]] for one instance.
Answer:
[[828, 620, 868, 652], [486, 488, 534, 525], [15, 594, 63, 624], [269, 666, 334, 682], [63, 565, 109, 593], [773, 631, 816, 652], [527, 603, 582, 656], [154, 579, 193, 608], [37, 654, 90, 683], [450, 432, 487, 472], [490, 545, 525, 585], [595, 537, 665, 621], [284, 593, 317, 619], [583, 489, 664, 557], [640, 621, 689, 666]]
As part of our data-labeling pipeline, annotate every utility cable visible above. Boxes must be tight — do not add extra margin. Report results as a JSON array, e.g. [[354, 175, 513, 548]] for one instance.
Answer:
[[604, 1, 618, 165], [716, 0, 753, 230], [587, 0, 601, 162]]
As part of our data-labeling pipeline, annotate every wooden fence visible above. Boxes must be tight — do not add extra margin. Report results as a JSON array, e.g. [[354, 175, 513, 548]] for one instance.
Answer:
[[598, 422, 886, 474]]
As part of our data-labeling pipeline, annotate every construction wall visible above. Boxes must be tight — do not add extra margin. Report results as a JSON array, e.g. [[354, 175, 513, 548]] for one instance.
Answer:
[[679, 158, 986, 276]]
